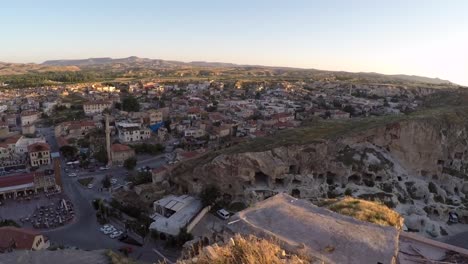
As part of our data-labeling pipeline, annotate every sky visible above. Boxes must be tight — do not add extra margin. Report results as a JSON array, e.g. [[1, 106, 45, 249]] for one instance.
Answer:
[[1, 0, 467, 85]]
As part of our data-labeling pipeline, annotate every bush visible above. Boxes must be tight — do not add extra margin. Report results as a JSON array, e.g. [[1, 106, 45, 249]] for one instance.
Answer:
[[200, 185, 221, 207], [124, 157, 137, 171], [102, 175, 111, 188], [321, 197, 403, 229], [131, 143, 165, 155], [127, 171, 152, 185], [187, 234, 311, 264], [0, 219, 20, 227], [344, 188, 353, 196]]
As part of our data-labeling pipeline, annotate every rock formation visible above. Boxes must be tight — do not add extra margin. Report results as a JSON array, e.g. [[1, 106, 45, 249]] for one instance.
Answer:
[[171, 107, 468, 238]]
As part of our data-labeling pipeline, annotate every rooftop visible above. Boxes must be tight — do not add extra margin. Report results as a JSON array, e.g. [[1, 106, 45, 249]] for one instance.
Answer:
[[111, 143, 132, 152], [150, 194, 202, 236], [0, 227, 41, 250], [28, 142, 50, 152]]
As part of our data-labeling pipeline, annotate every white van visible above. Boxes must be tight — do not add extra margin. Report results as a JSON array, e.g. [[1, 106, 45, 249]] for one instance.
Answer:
[[216, 209, 230, 220]]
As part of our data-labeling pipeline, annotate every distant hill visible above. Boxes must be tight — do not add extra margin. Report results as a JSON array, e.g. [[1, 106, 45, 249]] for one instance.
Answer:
[[0, 56, 456, 87], [0, 62, 80, 76], [40, 56, 454, 85]]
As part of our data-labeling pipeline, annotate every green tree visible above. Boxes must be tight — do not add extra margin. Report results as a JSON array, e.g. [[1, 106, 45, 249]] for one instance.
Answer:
[[122, 95, 140, 112], [93, 147, 108, 164], [0, 219, 20, 227], [200, 185, 221, 207], [124, 157, 137, 170], [102, 175, 111, 188], [59, 145, 78, 160]]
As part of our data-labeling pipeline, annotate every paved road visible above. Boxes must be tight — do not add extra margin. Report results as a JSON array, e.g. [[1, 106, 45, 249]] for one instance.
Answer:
[[37, 127, 167, 263]]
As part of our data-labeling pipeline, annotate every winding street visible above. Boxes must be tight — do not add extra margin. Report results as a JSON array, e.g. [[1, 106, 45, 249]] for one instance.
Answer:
[[38, 126, 165, 263]]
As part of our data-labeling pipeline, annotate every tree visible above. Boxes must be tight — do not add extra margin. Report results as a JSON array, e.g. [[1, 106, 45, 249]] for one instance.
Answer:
[[122, 95, 140, 112], [102, 175, 111, 188], [93, 147, 108, 164], [124, 157, 137, 170], [77, 138, 90, 148], [200, 185, 221, 207], [59, 146, 78, 160]]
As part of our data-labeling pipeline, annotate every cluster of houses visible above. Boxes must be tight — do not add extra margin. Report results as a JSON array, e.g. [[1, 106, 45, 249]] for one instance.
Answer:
[[0, 79, 424, 238]]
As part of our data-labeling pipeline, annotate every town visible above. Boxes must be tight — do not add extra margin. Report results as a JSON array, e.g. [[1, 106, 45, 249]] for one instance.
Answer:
[[0, 78, 426, 261]]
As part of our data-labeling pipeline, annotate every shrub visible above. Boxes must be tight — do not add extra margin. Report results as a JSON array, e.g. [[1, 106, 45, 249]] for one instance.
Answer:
[[182, 234, 311, 264], [321, 197, 403, 229], [344, 188, 353, 196]]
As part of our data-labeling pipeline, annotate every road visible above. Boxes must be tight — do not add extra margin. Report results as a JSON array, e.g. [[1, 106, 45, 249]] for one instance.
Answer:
[[37, 127, 169, 263]]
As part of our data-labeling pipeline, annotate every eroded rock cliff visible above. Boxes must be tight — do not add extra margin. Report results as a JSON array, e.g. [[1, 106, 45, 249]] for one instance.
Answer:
[[171, 106, 468, 238]]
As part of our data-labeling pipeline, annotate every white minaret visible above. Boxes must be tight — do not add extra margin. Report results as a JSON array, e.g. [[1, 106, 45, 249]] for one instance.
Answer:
[[105, 114, 112, 166]]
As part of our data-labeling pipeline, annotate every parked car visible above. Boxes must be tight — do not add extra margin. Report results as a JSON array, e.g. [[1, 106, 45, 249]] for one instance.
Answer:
[[87, 183, 94, 189], [111, 178, 117, 184], [99, 166, 109, 171], [100, 225, 112, 232], [103, 226, 116, 234], [216, 209, 230, 220], [110, 231, 123, 239], [68, 173, 77, 177]]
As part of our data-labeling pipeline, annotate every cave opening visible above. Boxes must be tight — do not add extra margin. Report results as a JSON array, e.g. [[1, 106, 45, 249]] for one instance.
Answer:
[[348, 174, 361, 184], [289, 165, 299, 174], [291, 188, 300, 197], [254, 171, 270, 186], [326, 171, 337, 185], [275, 178, 285, 186], [397, 176, 402, 181]]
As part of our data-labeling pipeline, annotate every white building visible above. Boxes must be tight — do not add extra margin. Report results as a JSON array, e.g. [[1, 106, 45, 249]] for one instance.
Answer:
[[15, 136, 46, 155], [116, 122, 151, 143], [149, 195, 202, 236], [184, 127, 205, 138], [83, 100, 112, 116]]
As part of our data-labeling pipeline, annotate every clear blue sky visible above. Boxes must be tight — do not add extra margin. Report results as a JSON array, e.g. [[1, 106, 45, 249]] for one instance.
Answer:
[[1, 0, 467, 85]]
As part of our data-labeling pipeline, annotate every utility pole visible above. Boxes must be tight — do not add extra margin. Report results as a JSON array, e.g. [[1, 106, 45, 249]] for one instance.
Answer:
[[105, 114, 112, 167]]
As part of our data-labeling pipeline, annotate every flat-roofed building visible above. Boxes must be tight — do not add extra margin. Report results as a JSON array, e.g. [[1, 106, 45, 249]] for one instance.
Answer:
[[149, 195, 202, 236], [116, 122, 151, 143], [0, 172, 56, 199], [83, 100, 112, 116]]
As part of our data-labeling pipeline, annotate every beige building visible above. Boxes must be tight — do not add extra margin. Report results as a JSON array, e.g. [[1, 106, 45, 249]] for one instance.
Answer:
[[0, 227, 50, 251], [20, 111, 40, 126], [22, 123, 36, 135], [54, 120, 96, 139], [0, 121, 9, 137], [83, 100, 112, 116], [28, 143, 51, 167], [111, 143, 135, 165], [148, 109, 163, 124]]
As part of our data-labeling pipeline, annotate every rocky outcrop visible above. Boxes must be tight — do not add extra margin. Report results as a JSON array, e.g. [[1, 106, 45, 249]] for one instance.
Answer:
[[171, 111, 468, 238]]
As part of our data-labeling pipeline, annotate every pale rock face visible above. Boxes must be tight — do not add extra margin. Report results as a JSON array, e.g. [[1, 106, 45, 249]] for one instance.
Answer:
[[171, 118, 468, 238]]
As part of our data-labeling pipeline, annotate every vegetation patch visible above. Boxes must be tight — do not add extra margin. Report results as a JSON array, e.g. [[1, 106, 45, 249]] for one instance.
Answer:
[[179, 234, 312, 264], [106, 250, 137, 264], [318, 197, 403, 229], [77, 177, 94, 187]]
